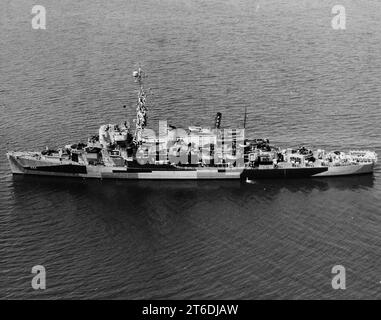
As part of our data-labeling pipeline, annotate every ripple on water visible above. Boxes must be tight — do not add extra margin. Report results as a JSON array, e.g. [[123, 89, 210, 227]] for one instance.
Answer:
[[1, 0, 381, 299]]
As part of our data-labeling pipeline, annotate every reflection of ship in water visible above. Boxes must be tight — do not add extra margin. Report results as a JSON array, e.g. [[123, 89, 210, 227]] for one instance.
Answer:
[[9, 174, 376, 238], [11, 173, 375, 200]]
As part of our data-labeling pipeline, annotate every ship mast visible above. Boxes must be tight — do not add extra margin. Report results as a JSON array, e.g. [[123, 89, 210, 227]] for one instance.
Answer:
[[132, 67, 148, 145], [243, 106, 247, 129]]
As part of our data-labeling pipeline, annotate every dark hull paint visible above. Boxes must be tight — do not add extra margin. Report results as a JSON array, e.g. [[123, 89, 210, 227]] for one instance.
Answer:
[[26, 165, 87, 174], [241, 167, 328, 179], [24, 166, 329, 179]]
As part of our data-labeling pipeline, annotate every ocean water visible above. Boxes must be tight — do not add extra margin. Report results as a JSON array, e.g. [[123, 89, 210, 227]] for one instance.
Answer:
[[0, 0, 380, 299]]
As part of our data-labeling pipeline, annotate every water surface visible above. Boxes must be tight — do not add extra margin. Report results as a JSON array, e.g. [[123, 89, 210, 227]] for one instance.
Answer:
[[0, 0, 380, 299]]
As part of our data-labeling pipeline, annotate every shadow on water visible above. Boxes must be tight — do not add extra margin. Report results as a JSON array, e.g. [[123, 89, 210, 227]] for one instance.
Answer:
[[10, 174, 375, 206], [7, 174, 377, 255]]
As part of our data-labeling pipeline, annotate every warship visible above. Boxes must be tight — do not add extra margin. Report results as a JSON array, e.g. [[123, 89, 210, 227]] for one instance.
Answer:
[[6, 68, 378, 180]]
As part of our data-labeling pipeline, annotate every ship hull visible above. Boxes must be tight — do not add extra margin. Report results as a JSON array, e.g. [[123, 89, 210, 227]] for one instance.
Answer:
[[242, 163, 374, 179], [7, 152, 375, 180]]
